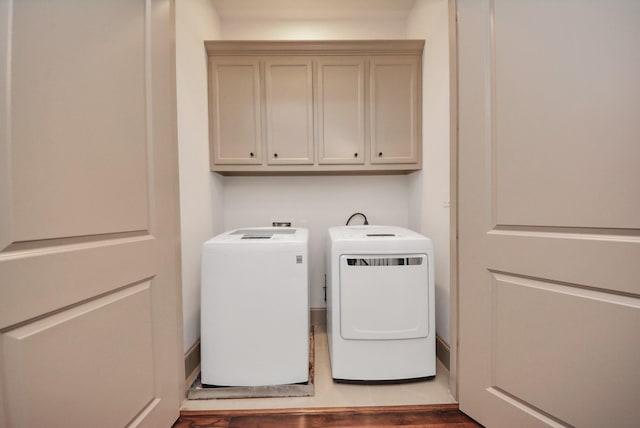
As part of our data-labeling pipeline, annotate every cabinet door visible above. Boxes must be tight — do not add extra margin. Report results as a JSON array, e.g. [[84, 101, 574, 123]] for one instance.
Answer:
[[264, 57, 314, 165], [209, 57, 261, 165], [369, 56, 420, 164], [316, 57, 366, 165]]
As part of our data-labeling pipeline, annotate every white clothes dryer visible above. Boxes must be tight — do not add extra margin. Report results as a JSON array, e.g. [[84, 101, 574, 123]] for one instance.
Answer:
[[326, 225, 435, 381]]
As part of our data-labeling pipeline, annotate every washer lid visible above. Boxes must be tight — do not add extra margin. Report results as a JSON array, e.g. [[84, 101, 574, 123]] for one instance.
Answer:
[[231, 228, 297, 239], [204, 227, 308, 245]]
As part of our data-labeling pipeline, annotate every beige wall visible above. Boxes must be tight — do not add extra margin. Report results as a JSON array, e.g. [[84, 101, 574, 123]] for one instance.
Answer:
[[223, 176, 412, 308], [219, 17, 407, 40], [407, 0, 451, 345], [176, 0, 224, 352]]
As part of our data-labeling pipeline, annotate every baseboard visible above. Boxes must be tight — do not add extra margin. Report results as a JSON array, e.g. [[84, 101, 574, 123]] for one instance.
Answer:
[[310, 307, 326, 330], [436, 335, 450, 370], [184, 340, 201, 391], [179, 403, 464, 417]]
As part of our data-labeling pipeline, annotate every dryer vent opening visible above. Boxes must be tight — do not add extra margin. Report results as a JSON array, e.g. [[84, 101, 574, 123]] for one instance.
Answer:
[[346, 257, 423, 266]]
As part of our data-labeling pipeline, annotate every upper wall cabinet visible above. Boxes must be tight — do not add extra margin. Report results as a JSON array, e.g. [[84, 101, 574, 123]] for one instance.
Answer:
[[264, 57, 314, 165], [369, 56, 420, 165], [317, 57, 366, 165], [209, 57, 262, 165], [206, 41, 424, 175]]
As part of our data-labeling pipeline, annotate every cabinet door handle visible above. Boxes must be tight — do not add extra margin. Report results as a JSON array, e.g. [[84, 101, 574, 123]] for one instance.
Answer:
[[249, 152, 254, 157], [354, 153, 358, 158], [378, 152, 383, 157], [274, 153, 278, 158]]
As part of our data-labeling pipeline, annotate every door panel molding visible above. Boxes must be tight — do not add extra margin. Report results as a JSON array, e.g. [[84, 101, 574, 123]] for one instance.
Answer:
[[8, 0, 151, 243], [0, 0, 12, 251], [489, 1, 640, 230], [1, 230, 152, 254], [2, 282, 156, 427], [0, 237, 156, 329], [491, 274, 640, 428], [484, 387, 568, 428], [487, 230, 640, 296], [492, 225, 640, 237]]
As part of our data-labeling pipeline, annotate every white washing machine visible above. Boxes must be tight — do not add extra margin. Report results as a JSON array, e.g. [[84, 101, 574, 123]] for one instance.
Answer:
[[201, 227, 309, 386], [326, 225, 435, 381]]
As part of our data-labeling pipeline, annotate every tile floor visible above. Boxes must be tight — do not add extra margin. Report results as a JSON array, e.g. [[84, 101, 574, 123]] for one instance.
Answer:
[[181, 325, 456, 411]]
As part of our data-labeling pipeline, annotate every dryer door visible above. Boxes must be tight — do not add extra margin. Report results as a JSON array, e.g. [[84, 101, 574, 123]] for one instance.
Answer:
[[339, 254, 429, 340]]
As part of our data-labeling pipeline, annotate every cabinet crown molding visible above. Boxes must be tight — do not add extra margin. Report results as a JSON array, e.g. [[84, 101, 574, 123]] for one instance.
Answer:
[[205, 40, 424, 56]]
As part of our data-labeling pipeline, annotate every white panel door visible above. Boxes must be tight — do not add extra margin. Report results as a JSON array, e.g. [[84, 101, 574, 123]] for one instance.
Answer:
[[457, 1, 640, 427], [0, 1, 183, 427]]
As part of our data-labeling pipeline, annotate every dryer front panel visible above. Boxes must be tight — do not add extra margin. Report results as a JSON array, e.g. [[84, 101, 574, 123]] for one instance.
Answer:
[[339, 254, 429, 340]]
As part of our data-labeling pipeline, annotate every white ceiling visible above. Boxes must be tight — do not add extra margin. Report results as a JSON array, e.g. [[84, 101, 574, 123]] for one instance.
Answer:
[[211, 0, 417, 20]]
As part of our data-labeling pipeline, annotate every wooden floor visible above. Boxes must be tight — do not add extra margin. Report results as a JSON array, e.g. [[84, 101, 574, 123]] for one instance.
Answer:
[[173, 404, 483, 427]]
